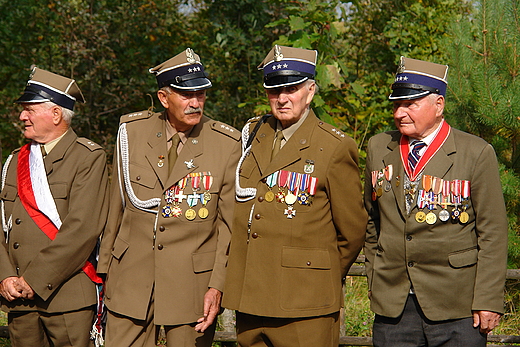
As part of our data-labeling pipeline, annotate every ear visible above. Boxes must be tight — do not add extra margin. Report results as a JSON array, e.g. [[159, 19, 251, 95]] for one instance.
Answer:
[[51, 106, 63, 125], [157, 90, 170, 109], [306, 81, 316, 104], [435, 95, 445, 117]]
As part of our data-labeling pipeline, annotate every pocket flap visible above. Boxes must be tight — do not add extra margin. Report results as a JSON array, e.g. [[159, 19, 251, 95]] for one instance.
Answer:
[[130, 163, 157, 189], [282, 246, 331, 269], [0, 185, 17, 201], [192, 250, 216, 273], [112, 237, 129, 260], [448, 247, 478, 268], [50, 182, 68, 199]]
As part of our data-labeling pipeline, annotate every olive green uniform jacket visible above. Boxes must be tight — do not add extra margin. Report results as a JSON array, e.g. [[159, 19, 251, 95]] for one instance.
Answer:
[[0, 130, 109, 313], [364, 128, 508, 321], [223, 111, 367, 318], [98, 111, 240, 325]]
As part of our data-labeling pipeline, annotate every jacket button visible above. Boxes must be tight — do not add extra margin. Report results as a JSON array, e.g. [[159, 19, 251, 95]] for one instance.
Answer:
[[406, 235, 412, 241], [47, 284, 53, 290], [13, 242, 19, 249], [159, 226, 165, 232], [136, 176, 141, 181], [15, 218, 21, 225], [157, 244, 164, 250], [258, 196, 264, 202], [306, 261, 312, 266], [255, 214, 261, 220], [252, 232, 258, 239], [408, 261, 415, 267]]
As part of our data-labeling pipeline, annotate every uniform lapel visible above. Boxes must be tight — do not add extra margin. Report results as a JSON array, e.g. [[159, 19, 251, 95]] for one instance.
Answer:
[[383, 133, 407, 217], [164, 117, 206, 189], [44, 129, 77, 175], [250, 116, 276, 178], [144, 113, 169, 190]]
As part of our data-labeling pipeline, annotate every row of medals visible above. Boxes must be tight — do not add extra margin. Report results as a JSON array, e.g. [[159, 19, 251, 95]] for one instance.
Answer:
[[161, 173, 212, 221], [373, 168, 471, 225], [263, 168, 318, 219]]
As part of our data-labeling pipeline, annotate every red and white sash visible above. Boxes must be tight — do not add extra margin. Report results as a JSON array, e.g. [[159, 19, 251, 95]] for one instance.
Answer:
[[17, 142, 104, 346]]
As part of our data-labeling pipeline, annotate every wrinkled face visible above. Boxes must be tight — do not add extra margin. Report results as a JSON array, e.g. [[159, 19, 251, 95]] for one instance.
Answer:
[[393, 94, 445, 140], [158, 88, 206, 132], [19, 102, 61, 143], [267, 81, 315, 129]]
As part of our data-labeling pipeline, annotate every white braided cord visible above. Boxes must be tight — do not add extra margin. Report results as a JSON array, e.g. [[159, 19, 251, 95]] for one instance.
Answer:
[[1, 154, 13, 242], [235, 121, 257, 202], [117, 123, 160, 214]]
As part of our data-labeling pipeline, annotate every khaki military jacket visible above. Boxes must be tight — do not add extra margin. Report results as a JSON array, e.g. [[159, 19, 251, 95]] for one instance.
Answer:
[[223, 111, 367, 318], [364, 127, 508, 321], [98, 111, 240, 325], [0, 130, 109, 313]]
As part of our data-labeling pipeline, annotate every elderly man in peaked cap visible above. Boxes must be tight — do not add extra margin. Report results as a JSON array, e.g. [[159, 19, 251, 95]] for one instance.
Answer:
[[0, 67, 109, 346], [364, 57, 508, 346], [223, 45, 367, 346], [98, 48, 240, 347]]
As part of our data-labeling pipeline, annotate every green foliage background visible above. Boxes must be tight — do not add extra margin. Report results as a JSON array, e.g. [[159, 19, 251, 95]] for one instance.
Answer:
[[0, 0, 518, 266]]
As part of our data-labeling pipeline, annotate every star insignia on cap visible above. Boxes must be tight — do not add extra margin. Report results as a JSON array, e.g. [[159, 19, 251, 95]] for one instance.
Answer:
[[188, 66, 201, 73]]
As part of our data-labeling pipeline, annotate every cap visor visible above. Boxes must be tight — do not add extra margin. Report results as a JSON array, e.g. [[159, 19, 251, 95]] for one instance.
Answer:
[[264, 76, 308, 89], [389, 88, 431, 101], [170, 78, 212, 91], [15, 92, 50, 104]]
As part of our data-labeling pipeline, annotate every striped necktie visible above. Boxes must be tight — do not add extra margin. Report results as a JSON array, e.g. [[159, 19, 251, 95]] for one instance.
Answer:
[[408, 140, 426, 172]]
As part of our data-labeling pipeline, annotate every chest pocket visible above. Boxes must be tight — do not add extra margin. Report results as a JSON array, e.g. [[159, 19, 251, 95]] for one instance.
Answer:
[[0, 185, 17, 202], [49, 182, 68, 199], [129, 163, 157, 189]]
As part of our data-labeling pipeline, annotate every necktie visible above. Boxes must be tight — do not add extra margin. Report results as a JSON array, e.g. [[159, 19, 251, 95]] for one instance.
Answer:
[[408, 140, 426, 172], [271, 131, 284, 161], [40, 144, 47, 158], [168, 133, 180, 173]]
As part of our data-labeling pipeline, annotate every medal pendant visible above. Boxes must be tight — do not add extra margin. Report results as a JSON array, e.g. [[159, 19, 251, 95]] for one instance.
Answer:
[[297, 191, 311, 205], [396, 176, 400, 187], [265, 190, 275, 202], [459, 211, 469, 224], [275, 190, 285, 203], [161, 205, 173, 218], [198, 207, 209, 219], [439, 209, 450, 222], [452, 208, 461, 220], [172, 205, 183, 218], [384, 182, 392, 192], [203, 191, 211, 203], [185, 208, 197, 220], [415, 211, 426, 223], [425, 212, 437, 225], [372, 191, 377, 201], [376, 187, 383, 197], [285, 192, 297, 205]]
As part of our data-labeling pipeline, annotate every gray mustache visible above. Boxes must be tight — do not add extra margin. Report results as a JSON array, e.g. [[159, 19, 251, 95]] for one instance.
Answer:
[[185, 108, 202, 115]]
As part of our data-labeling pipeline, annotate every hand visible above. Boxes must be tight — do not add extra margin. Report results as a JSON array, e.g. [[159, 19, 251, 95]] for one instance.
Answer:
[[0, 277, 23, 301], [194, 288, 222, 333], [472, 310, 501, 334], [16, 277, 35, 300]]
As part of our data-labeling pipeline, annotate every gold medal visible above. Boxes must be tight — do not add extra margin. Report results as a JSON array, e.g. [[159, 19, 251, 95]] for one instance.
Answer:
[[376, 187, 383, 197], [426, 212, 437, 225], [185, 208, 197, 220], [459, 211, 469, 224], [415, 211, 426, 223], [265, 191, 275, 202], [198, 207, 209, 219], [285, 192, 297, 205]]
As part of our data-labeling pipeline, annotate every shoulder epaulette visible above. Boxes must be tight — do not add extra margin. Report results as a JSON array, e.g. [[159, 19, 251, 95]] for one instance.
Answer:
[[119, 110, 154, 124], [211, 121, 240, 141], [77, 138, 103, 151], [317, 121, 347, 140]]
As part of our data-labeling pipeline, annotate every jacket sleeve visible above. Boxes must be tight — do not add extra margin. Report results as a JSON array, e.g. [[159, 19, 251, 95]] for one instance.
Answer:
[[363, 138, 379, 290], [23, 149, 109, 300], [207, 139, 241, 291], [328, 137, 367, 279], [471, 144, 508, 313]]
